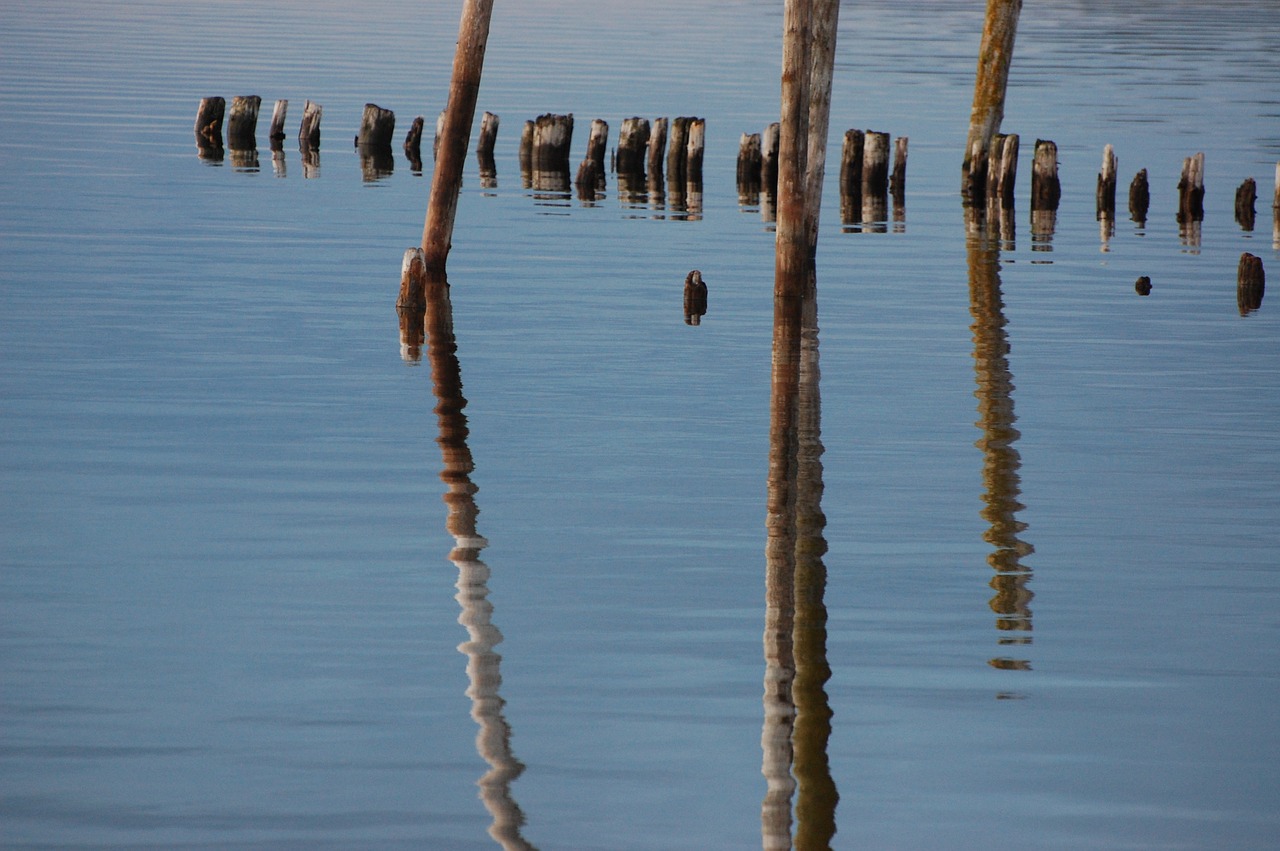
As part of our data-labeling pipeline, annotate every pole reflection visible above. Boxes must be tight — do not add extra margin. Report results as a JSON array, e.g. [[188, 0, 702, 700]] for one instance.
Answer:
[[762, 264, 838, 850], [411, 276, 537, 850], [965, 209, 1035, 678]]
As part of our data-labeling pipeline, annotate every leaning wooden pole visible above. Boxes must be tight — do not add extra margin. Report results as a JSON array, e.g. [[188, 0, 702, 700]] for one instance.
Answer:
[[962, 0, 1022, 201], [422, 0, 496, 275]]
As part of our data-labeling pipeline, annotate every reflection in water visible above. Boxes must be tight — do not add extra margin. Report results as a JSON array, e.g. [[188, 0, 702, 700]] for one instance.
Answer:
[[408, 277, 536, 850], [762, 265, 838, 849], [359, 144, 395, 182], [965, 212, 1035, 678]]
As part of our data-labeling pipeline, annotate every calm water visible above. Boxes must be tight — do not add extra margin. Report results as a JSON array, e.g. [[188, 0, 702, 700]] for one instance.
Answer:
[[3, 1, 1279, 848]]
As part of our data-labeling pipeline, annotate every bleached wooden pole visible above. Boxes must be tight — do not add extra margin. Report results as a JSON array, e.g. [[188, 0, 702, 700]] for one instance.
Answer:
[[422, 0, 496, 275], [962, 0, 1022, 201], [268, 99, 288, 146]]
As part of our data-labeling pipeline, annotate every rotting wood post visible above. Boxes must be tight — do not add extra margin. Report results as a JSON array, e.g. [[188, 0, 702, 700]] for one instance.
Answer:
[[1177, 152, 1205, 223], [227, 95, 261, 149], [1096, 144, 1117, 219], [1235, 178, 1257, 231], [801, 0, 840, 251], [358, 103, 396, 149], [617, 118, 650, 176], [839, 129, 864, 222], [1237, 252, 1265, 315], [433, 111, 446, 160], [532, 113, 573, 171], [1030, 139, 1060, 211], [475, 111, 499, 158], [518, 119, 534, 177], [862, 131, 890, 199], [575, 118, 609, 198], [667, 117, 691, 187], [298, 100, 322, 151], [397, 246, 428, 311], [762, 122, 782, 196], [963, 0, 1022, 201], [890, 136, 909, 204], [268, 99, 288, 146], [647, 117, 668, 181], [195, 97, 225, 149], [1129, 168, 1150, 224], [738, 132, 763, 187], [404, 116, 425, 165], [422, 0, 496, 274], [686, 118, 706, 184], [989, 132, 1019, 208]]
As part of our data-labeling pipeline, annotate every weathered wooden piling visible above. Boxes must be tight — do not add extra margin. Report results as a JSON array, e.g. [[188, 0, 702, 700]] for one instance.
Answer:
[[861, 131, 890, 200], [685, 118, 706, 183], [617, 118, 650, 176], [421, 0, 496, 273], [1135, 276, 1152, 296], [268, 99, 288, 145], [667, 117, 692, 186], [839, 129, 864, 222], [1235, 178, 1257, 231], [433, 111, 446, 160], [762, 122, 781, 195], [227, 95, 261, 149], [890, 136, 909, 204], [1096, 144, 1116, 218], [647, 117, 668, 181], [357, 103, 396, 149], [397, 246, 428, 311], [404, 116, 425, 167], [575, 118, 609, 198], [1177, 152, 1205, 223], [684, 270, 708, 326], [195, 96, 225, 147], [989, 132, 1019, 208], [962, 0, 1022, 200], [518, 119, 534, 179], [532, 113, 573, 172], [298, 100, 322, 151], [1237, 252, 1265, 315], [738, 132, 763, 187], [475, 111, 499, 159], [1129, 168, 1150, 224], [1030, 139, 1060, 211]]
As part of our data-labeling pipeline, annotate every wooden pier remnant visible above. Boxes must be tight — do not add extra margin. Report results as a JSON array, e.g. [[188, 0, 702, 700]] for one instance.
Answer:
[[737, 132, 763, 196], [531, 113, 573, 192], [476, 111, 499, 186], [839, 129, 864, 223], [1096, 144, 1117, 218], [421, 0, 496, 274], [518, 119, 534, 180], [685, 118, 706, 183], [666, 117, 692, 186], [298, 100, 322, 151], [357, 103, 396, 149], [195, 96, 225, 148], [575, 118, 609, 199], [268, 99, 288, 146], [397, 246, 428, 311], [647, 117, 668, 182], [1177, 152, 1205, 223], [404, 116, 425, 169], [762, 122, 781, 195], [962, 0, 1022, 202], [1129, 168, 1150, 224], [227, 95, 261, 150], [1235, 178, 1257, 231], [1030, 139, 1060, 211], [1237, 252, 1265, 315], [890, 136, 909, 202], [988, 132, 1018, 208], [617, 118, 650, 176]]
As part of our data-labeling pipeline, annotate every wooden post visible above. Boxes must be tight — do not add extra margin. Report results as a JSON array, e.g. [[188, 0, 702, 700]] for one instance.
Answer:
[[404, 116, 425, 168], [1177, 152, 1205, 223], [1128, 168, 1149, 224], [861, 131, 890, 199], [227, 95, 261, 149], [518, 119, 534, 181], [357, 103, 396, 149], [667, 117, 691, 186], [475, 111, 500, 158], [647, 117, 668, 181], [298, 100, 322, 151], [575, 118, 609, 199], [532, 113, 573, 171], [1096, 144, 1116, 218], [268, 99, 288, 146], [890, 136, 909, 204], [433, 110, 446, 160], [737, 132, 762, 188], [993, 132, 1019, 208], [397, 246, 428, 311], [1237, 252, 1265, 316], [1030, 139, 1060, 211], [963, 0, 1022, 200], [685, 118, 706, 184], [839, 129, 864, 223], [762, 121, 781, 196], [422, 0, 496, 274], [195, 96, 225, 147], [1235, 178, 1257, 231], [617, 117, 650, 176]]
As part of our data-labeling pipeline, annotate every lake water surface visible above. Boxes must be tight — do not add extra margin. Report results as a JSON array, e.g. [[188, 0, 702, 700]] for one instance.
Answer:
[[3, 1, 1279, 849]]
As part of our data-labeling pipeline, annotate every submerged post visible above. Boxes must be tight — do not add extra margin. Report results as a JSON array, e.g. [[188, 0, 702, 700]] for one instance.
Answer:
[[962, 0, 1022, 202], [422, 0, 496, 274]]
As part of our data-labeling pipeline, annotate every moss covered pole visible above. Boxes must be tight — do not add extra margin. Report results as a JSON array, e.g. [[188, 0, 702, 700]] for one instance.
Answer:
[[962, 0, 1021, 201]]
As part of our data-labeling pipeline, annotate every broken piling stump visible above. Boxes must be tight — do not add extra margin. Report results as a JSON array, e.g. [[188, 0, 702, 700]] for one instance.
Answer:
[[991, 132, 1019, 208], [1096, 144, 1117, 218], [404, 116, 425, 170], [575, 118, 609, 199], [890, 135, 909, 205], [839, 129, 864, 224], [647, 117, 668, 182], [1177, 152, 1205, 223], [357, 103, 396, 149], [666, 117, 692, 186], [1030, 139, 1060, 211], [762, 122, 781, 195], [532, 113, 573, 193], [298, 100, 322, 152], [685, 118, 706, 183], [1235, 178, 1257, 231], [1238, 252, 1265, 315], [1129, 168, 1150, 224], [195, 96, 225, 148], [227, 95, 261, 150], [268, 99, 288, 146], [476, 111, 500, 159], [617, 118, 650, 177], [738, 132, 762, 205]]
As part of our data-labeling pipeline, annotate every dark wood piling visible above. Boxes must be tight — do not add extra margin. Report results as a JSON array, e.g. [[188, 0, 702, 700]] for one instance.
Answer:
[[397, 246, 428, 311], [1129, 168, 1150, 224], [861, 130, 890, 224], [762, 121, 781, 196], [962, 0, 1022, 201], [1030, 139, 1060, 211], [421, 0, 496, 273], [1235, 178, 1257, 231], [647, 117, 668, 182], [298, 100, 322, 151], [617, 117, 650, 176], [433, 111, 446, 160], [685, 118, 706, 183], [990, 132, 1018, 208], [268, 99, 288, 146], [518, 119, 534, 182], [1177, 152, 1205, 223], [404, 116, 425, 169], [227, 95, 261, 150], [738, 132, 763, 205], [890, 135, 909, 205], [476, 111, 499, 186], [531, 113, 573, 192], [1096, 144, 1117, 218], [357, 103, 396, 149], [575, 118, 609, 200], [839, 129, 864, 224], [195, 96, 225, 148], [666, 117, 692, 186], [1238, 252, 1265, 315]]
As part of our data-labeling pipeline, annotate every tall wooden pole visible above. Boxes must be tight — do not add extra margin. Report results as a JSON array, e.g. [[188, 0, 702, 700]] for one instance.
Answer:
[[962, 0, 1022, 199], [422, 0, 495, 275]]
